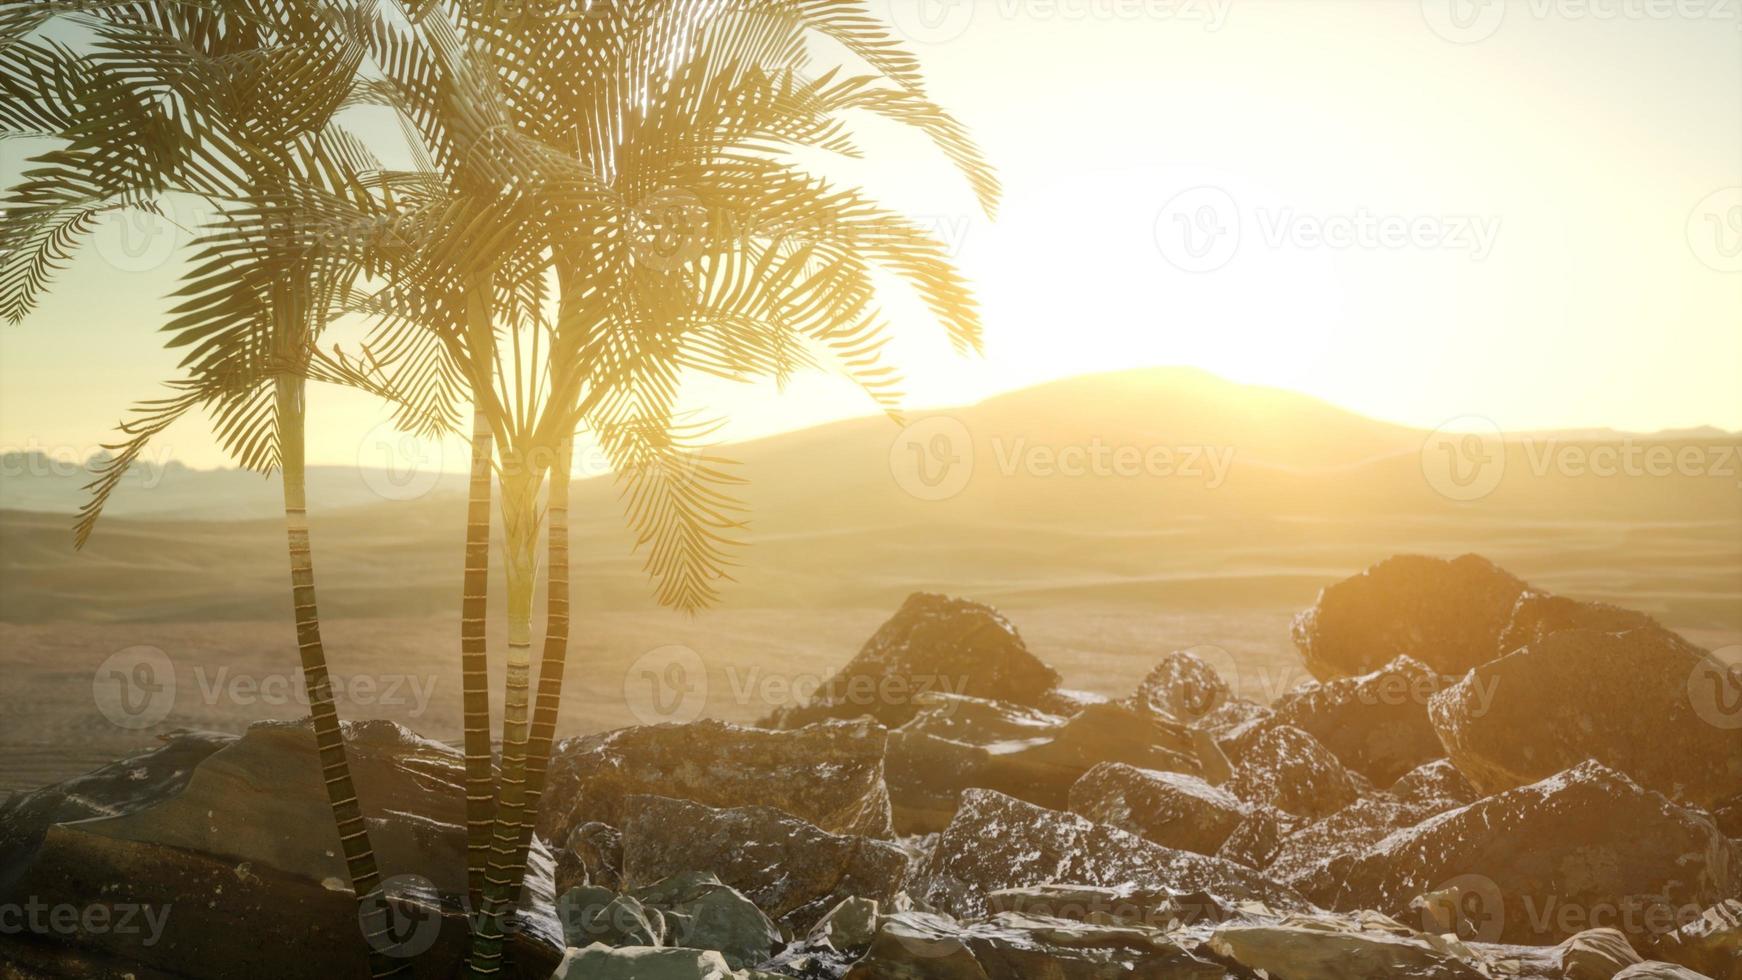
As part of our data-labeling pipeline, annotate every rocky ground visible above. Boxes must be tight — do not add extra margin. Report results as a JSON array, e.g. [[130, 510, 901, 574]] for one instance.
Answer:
[[2, 554, 1739, 978]]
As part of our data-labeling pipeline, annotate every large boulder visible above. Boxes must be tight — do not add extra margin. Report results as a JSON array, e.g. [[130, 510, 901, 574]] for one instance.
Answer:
[[1225, 726, 1358, 820], [1135, 651, 1233, 724], [1429, 628, 1742, 807], [613, 795, 909, 933], [885, 694, 1202, 833], [551, 944, 743, 980], [1068, 763, 1247, 855], [538, 718, 894, 849], [765, 593, 1060, 729], [1320, 761, 1738, 946], [1224, 656, 1446, 786], [0, 720, 562, 980], [841, 910, 1239, 979], [1498, 590, 1665, 654], [912, 789, 1311, 919], [558, 871, 782, 970], [1648, 899, 1741, 978], [1206, 912, 1491, 979], [1290, 554, 1528, 680]]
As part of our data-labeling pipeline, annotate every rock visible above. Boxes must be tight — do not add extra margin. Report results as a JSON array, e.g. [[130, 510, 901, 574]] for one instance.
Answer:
[[1216, 805, 1291, 870], [1648, 899, 1741, 979], [841, 910, 1239, 979], [1068, 762, 1247, 855], [635, 872, 783, 970], [557, 821, 624, 895], [538, 718, 894, 851], [1037, 688, 1112, 715], [1135, 651, 1234, 723], [885, 694, 1202, 833], [1290, 554, 1528, 679], [805, 897, 881, 953], [1267, 787, 1475, 904], [551, 944, 743, 980], [1498, 590, 1665, 654], [1226, 726, 1358, 820], [1550, 928, 1646, 979], [560, 886, 666, 948], [0, 720, 561, 980], [1207, 911, 1491, 979], [1388, 759, 1478, 809], [1612, 964, 1712, 979], [1321, 762, 1737, 946], [1430, 628, 1742, 807], [984, 883, 1246, 932], [913, 789, 1311, 919], [766, 593, 1060, 729], [616, 795, 909, 933], [1224, 656, 1447, 786]]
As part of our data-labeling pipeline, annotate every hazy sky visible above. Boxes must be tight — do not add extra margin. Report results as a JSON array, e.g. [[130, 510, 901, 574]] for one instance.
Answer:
[[2, 0, 1738, 470]]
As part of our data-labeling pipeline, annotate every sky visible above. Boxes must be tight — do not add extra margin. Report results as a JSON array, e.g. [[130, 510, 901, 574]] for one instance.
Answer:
[[2, 0, 1739, 470]]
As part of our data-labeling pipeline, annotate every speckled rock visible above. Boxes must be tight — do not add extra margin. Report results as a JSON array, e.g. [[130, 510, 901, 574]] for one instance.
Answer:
[[840, 910, 1239, 979], [1267, 780, 1478, 904], [1207, 912, 1491, 979], [1068, 763, 1248, 855], [1429, 628, 1742, 807], [1135, 651, 1234, 724], [764, 592, 1060, 729], [1319, 762, 1737, 946], [1612, 964, 1712, 979], [1216, 805, 1292, 870], [1388, 759, 1478, 809], [0, 720, 561, 980], [913, 788, 1311, 919], [1226, 726, 1358, 820], [538, 718, 894, 850], [616, 795, 909, 933], [1496, 589, 1665, 655], [1291, 554, 1528, 679], [1648, 899, 1741, 979]]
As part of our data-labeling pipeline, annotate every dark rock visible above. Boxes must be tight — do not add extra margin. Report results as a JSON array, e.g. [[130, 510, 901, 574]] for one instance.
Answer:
[[1388, 759, 1478, 810], [1648, 899, 1741, 979], [1290, 554, 1528, 679], [556, 821, 623, 895], [1135, 651, 1234, 724], [842, 910, 1240, 979], [1321, 761, 1738, 946], [539, 718, 894, 850], [616, 795, 909, 933], [885, 694, 1202, 833], [1267, 783, 1476, 904], [1498, 590, 1665, 655], [1068, 762, 1247, 855], [0, 719, 561, 980], [913, 789, 1311, 919], [1429, 628, 1742, 807], [766, 593, 1060, 730], [1216, 806, 1291, 870], [639, 871, 783, 969], [1037, 688, 1112, 715], [1226, 726, 1358, 820]]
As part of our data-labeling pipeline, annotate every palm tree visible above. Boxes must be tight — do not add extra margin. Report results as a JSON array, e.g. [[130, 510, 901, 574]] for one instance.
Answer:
[[351, 3, 999, 974], [0, 4, 440, 976]]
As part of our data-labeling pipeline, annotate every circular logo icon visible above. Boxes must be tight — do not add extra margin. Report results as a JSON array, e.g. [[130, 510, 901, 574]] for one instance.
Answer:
[[627, 186, 710, 273], [889, 416, 974, 501], [1689, 644, 1742, 731], [91, 202, 181, 274], [1170, 643, 1242, 722], [1420, 0, 1506, 44], [1153, 186, 1241, 273], [1687, 187, 1742, 274], [1416, 873, 1506, 943], [623, 644, 708, 726], [357, 420, 444, 502], [359, 874, 444, 959], [884, 0, 975, 45], [1421, 416, 1505, 501], [93, 645, 176, 730]]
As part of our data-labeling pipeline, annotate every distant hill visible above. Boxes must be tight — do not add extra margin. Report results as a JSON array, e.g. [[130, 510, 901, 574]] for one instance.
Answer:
[[3, 367, 1738, 627]]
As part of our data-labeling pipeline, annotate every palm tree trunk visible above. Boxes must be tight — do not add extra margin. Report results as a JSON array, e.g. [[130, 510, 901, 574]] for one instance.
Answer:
[[511, 434, 573, 905], [461, 406, 495, 911], [276, 375, 407, 979], [467, 449, 543, 977]]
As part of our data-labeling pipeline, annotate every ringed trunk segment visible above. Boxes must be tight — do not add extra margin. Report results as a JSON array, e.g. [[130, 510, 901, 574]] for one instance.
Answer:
[[276, 378, 407, 978], [512, 434, 573, 907], [461, 407, 496, 910], [467, 454, 546, 977]]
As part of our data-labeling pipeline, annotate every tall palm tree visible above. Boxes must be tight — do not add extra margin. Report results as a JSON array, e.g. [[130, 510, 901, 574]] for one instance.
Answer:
[[0, 4, 440, 976]]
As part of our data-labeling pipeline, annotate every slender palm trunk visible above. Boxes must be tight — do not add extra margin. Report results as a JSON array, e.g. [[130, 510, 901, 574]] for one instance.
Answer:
[[467, 449, 544, 977], [511, 434, 573, 904], [277, 375, 406, 979], [461, 406, 495, 910]]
